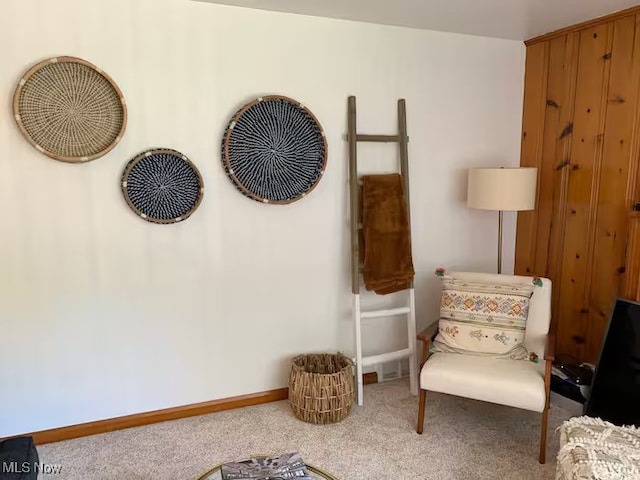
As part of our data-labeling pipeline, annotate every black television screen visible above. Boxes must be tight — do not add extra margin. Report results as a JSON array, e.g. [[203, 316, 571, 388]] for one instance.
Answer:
[[584, 298, 640, 426]]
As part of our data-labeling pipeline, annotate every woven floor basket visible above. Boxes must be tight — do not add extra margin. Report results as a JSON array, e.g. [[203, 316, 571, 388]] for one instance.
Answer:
[[289, 353, 354, 424]]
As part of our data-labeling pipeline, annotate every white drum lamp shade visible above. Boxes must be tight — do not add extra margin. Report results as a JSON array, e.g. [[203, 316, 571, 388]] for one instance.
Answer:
[[467, 167, 538, 273], [467, 167, 538, 211]]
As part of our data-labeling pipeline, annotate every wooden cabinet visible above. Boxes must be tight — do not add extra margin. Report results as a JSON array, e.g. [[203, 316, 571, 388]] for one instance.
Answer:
[[622, 211, 640, 302], [516, 13, 640, 362]]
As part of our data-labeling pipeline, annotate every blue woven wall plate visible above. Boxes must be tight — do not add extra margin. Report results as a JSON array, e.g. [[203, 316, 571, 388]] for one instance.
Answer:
[[221, 95, 327, 204], [121, 148, 204, 224]]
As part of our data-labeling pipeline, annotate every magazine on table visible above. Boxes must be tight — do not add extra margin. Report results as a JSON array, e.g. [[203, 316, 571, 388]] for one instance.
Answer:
[[220, 453, 312, 480]]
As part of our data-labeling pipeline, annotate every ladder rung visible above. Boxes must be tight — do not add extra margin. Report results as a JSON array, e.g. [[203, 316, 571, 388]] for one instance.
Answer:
[[356, 134, 406, 143], [360, 307, 410, 319], [361, 348, 413, 367]]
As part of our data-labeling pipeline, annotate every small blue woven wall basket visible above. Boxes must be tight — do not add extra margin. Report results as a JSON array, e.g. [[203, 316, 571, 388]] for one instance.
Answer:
[[121, 148, 204, 224], [221, 95, 327, 204]]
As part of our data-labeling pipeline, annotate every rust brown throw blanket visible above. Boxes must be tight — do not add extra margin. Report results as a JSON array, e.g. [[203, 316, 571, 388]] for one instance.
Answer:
[[362, 174, 415, 295]]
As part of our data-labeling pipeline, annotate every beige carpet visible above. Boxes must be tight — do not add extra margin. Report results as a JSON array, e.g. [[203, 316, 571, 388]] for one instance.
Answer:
[[38, 379, 571, 479]]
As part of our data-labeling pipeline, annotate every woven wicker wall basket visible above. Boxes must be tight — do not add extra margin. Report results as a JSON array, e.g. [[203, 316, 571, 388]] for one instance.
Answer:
[[289, 353, 354, 424], [121, 148, 204, 224], [221, 95, 327, 204], [13, 56, 127, 163]]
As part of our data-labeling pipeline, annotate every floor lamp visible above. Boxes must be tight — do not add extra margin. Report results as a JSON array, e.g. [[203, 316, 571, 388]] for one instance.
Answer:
[[467, 167, 538, 274]]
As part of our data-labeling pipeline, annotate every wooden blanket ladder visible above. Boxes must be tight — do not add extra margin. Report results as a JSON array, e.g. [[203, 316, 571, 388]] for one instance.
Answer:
[[347, 95, 418, 406]]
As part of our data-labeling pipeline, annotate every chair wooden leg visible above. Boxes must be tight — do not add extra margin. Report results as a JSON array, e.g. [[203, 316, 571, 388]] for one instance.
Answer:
[[416, 389, 426, 434], [539, 358, 552, 464], [539, 406, 549, 464]]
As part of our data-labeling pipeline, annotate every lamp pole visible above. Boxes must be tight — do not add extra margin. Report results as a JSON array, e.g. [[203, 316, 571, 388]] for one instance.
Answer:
[[498, 210, 503, 274]]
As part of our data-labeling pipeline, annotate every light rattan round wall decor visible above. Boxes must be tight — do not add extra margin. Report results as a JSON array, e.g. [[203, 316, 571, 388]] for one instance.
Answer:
[[121, 148, 204, 224], [13, 56, 127, 163], [221, 95, 327, 204]]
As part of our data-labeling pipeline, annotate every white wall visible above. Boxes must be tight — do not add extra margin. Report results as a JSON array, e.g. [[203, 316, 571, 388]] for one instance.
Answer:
[[0, 0, 525, 436]]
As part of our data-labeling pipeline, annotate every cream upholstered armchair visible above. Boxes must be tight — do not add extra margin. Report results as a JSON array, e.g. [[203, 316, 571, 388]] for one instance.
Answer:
[[416, 272, 554, 464]]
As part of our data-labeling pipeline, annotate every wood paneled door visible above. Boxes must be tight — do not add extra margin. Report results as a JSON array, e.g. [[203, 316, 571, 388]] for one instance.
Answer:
[[517, 12, 640, 363]]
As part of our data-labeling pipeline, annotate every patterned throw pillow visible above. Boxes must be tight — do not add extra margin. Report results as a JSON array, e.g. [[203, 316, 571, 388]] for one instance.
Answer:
[[432, 276, 535, 359]]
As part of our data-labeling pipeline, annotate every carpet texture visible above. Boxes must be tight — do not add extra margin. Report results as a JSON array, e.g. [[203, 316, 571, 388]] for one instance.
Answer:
[[38, 379, 571, 479]]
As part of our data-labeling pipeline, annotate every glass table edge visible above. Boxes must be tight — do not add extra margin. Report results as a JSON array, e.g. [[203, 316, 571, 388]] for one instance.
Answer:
[[194, 460, 339, 480]]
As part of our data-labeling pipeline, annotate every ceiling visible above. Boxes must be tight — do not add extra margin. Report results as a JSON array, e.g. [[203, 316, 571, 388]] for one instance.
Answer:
[[195, 0, 640, 41]]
